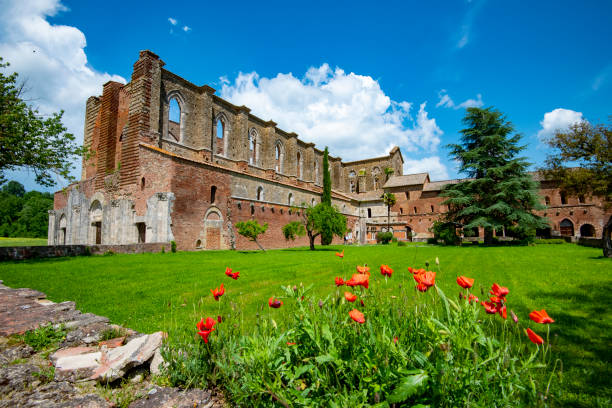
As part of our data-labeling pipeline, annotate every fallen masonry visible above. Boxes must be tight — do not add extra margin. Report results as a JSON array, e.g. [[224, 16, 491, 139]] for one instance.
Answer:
[[0, 281, 224, 407]]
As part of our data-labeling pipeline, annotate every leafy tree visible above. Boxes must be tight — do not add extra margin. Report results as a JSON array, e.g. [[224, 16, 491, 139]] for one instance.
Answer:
[[441, 107, 547, 245], [541, 119, 612, 256], [0, 181, 52, 237], [282, 221, 306, 241], [0, 58, 84, 187], [2, 180, 25, 197], [384, 167, 395, 181], [235, 220, 268, 251], [381, 192, 396, 232], [294, 203, 346, 250], [430, 221, 460, 246]]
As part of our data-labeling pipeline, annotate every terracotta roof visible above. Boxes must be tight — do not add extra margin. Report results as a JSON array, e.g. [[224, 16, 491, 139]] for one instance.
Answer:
[[383, 173, 429, 188], [347, 191, 384, 201], [422, 179, 466, 191]]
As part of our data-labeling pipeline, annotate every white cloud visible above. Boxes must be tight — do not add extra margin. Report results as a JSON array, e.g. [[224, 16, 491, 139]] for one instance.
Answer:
[[182, 25, 191, 32], [403, 156, 449, 180], [536, 108, 583, 140], [220, 65, 443, 163], [436, 89, 483, 109], [168, 17, 177, 25], [0, 0, 125, 187]]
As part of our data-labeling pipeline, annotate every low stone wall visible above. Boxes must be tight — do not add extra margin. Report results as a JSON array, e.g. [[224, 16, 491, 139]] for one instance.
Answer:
[[577, 237, 603, 248], [0, 243, 170, 261]]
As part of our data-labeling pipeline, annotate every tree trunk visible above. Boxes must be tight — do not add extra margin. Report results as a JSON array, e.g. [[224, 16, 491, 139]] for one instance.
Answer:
[[484, 227, 494, 245], [254, 239, 266, 252], [603, 215, 612, 258], [308, 231, 316, 251], [387, 205, 390, 232]]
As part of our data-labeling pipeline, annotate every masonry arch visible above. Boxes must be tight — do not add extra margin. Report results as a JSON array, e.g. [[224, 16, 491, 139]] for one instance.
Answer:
[[214, 112, 230, 156], [203, 207, 224, 250], [560, 218, 574, 236], [405, 225, 413, 242], [580, 223, 596, 237], [89, 199, 103, 245], [256, 186, 264, 201], [248, 128, 259, 165], [58, 214, 67, 245], [372, 167, 381, 190], [349, 171, 356, 193], [166, 91, 186, 143], [288, 193, 294, 206], [274, 140, 285, 173]]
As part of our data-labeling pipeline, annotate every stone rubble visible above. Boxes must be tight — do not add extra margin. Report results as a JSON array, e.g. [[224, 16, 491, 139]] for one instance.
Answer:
[[0, 281, 224, 407]]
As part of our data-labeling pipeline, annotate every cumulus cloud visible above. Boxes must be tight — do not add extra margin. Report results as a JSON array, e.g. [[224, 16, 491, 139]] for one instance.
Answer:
[[0, 0, 125, 186], [536, 108, 583, 140], [436, 89, 483, 109], [220, 64, 443, 163], [168, 17, 177, 25], [403, 156, 449, 180]]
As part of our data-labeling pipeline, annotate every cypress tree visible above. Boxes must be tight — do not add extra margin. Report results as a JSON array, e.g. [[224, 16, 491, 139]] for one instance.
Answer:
[[441, 107, 547, 245], [322, 147, 331, 205]]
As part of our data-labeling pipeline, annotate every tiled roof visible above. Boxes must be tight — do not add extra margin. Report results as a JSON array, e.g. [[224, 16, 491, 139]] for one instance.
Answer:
[[383, 173, 429, 188]]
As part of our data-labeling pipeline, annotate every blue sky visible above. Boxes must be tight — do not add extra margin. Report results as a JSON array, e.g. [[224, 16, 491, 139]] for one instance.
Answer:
[[1, 0, 610, 190]]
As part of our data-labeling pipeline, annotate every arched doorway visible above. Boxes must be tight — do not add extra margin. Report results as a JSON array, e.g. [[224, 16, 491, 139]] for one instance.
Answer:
[[204, 209, 223, 250], [405, 226, 413, 242], [58, 215, 67, 245], [89, 200, 103, 244], [580, 224, 595, 237], [560, 219, 574, 236]]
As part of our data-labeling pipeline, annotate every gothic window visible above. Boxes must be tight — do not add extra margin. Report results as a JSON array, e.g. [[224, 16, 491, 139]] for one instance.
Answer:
[[372, 167, 381, 190], [297, 151, 303, 178], [257, 186, 264, 201], [248, 128, 258, 165], [168, 97, 181, 142], [560, 192, 567, 205], [215, 115, 225, 155], [349, 171, 356, 193], [211, 186, 217, 203], [275, 141, 284, 173], [545, 196, 550, 206], [288, 193, 294, 206], [314, 161, 319, 184]]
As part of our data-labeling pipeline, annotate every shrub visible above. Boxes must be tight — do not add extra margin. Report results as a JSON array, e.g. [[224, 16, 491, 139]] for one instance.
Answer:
[[431, 221, 460, 245], [534, 238, 566, 245], [391, 236, 398, 243], [170, 240, 177, 253], [20, 324, 66, 351], [103, 250, 115, 256], [426, 237, 438, 245], [376, 231, 393, 244], [397, 240, 406, 247]]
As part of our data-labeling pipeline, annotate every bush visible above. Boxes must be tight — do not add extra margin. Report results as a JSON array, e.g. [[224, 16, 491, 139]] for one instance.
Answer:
[[171, 240, 177, 253], [163, 274, 557, 407], [506, 225, 536, 245], [376, 231, 393, 244], [427, 237, 438, 245], [534, 238, 566, 245], [431, 221, 460, 246], [20, 324, 66, 351], [392, 236, 398, 243], [397, 240, 406, 247]]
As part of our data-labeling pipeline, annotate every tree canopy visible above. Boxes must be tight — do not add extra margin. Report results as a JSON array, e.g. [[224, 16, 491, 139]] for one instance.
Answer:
[[288, 203, 346, 250], [0, 58, 84, 187], [235, 220, 268, 251], [320, 146, 334, 245], [441, 107, 547, 244], [0, 180, 53, 238]]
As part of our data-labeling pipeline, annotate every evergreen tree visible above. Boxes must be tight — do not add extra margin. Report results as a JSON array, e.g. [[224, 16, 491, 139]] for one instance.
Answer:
[[441, 107, 547, 244], [321, 147, 334, 245], [287, 203, 345, 250]]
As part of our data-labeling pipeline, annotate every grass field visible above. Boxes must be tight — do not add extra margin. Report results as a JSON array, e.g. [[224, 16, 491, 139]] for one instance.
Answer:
[[0, 237, 48, 247], [0, 243, 610, 407]]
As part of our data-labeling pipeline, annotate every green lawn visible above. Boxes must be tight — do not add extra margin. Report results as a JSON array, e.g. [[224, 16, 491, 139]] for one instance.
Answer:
[[0, 243, 610, 407], [0, 237, 48, 247]]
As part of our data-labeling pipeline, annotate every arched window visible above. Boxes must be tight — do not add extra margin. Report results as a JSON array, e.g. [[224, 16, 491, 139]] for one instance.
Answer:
[[400, 207, 403, 214], [140, 177, 145, 191], [275, 141, 284, 173], [579, 224, 595, 237], [288, 193, 294, 206], [250, 204, 255, 215], [211, 186, 217, 203], [215, 116, 225, 155], [367, 208, 372, 218], [545, 196, 550, 206], [414, 206, 418, 214], [248, 128, 258, 165], [560, 219, 574, 236], [372, 167, 381, 190], [311, 198, 316, 206], [168, 97, 181, 142], [430, 205, 435, 213], [257, 186, 264, 201], [578, 195, 585, 204], [560, 192, 567, 205], [349, 171, 356, 193], [58, 214, 67, 245], [297, 151, 303, 179]]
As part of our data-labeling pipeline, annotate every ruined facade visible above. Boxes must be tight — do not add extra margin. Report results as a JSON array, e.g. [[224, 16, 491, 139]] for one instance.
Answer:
[[48, 51, 609, 249]]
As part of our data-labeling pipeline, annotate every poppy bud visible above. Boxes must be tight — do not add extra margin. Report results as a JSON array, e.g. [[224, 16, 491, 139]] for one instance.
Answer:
[[318, 300, 324, 308], [217, 315, 222, 323], [435, 257, 439, 265], [292, 285, 297, 292], [425, 262, 429, 267]]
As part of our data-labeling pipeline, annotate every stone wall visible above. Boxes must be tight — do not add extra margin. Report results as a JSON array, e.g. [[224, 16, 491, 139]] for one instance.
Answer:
[[0, 243, 171, 261]]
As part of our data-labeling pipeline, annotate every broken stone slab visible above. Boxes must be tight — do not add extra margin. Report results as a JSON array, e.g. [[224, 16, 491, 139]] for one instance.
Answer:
[[64, 313, 109, 329], [99, 336, 125, 348], [50, 346, 98, 364], [61, 321, 114, 347], [128, 386, 216, 408], [89, 331, 164, 382], [54, 351, 102, 381], [149, 348, 166, 376]]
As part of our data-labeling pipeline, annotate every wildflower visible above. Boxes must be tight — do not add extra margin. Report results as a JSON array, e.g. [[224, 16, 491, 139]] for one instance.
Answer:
[[456, 276, 474, 289], [435, 257, 440, 265], [490, 283, 509, 298], [468, 294, 479, 304], [346, 273, 369, 289], [360, 299, 365, 307], [499, 305, 507, 319], [356, 265, 370, 275], [335, 250, 344, 258], [196, 317, 216, 343], [380, 264, 393, 277], [224, 267, 233, 277], [344, 292, 357, 302], [408, 266, 413, 273], [511, 310, 519, 323], [349, 309, 365, 324], [482, 300, 498, 314], [335, 277, 345, 286], [414, 271, 436, 288], [226, 270, 240, 280], [211, 283, 225, 301], [526, 328, 544, 345], [393, 336, 398, 344], [217, 315, 222, 323], [416, 283, 428, 292], [268, 297, 283, 308], [529, 309, 555, 324], [287, 342, 297, 346], [490, 296, 504, 305], [318, 300, 324, 308]]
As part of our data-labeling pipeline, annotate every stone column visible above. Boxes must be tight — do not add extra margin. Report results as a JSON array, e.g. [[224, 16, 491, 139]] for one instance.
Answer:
[[48, 210, 56, 245]]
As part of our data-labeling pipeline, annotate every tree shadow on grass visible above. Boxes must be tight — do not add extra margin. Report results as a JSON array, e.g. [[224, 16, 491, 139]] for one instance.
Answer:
[[525, 281, 612, 404]]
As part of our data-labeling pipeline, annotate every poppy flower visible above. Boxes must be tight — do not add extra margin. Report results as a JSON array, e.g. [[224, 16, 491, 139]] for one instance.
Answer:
[[526, 328, 544, 345], [197, 329, 215, 343], [511, 310, 519, 323], [286, 342, 297, 346], [356, 265, 370, 275], [490, 296, 504, 305], [380, 264, 393, 277], [499, 305, 507, 319], [393, 336, 398, 344], [416, 283, 428, 292], [335, 277, 345, 286], [529, 309, 555, 324], [211, 283, 225, 301], [224, 267, 233, 277], [349, 309, 365, 324], [196, 317, 217, 343], [456, 276, 474, 289], [217, 315, 223, 323], [407, 266, 414, 273], [268, 297, 283, 308], [224, 267, 239, 280], [346, 273, 369, 289], [482, 301, 497, 314], [414, 271, 436, 287], [344, 292, 357, 302], [360, 299, 365, 307], [335, 250, 344, 258], [468, 294, 479, 304], [490, 283, 509, 298]]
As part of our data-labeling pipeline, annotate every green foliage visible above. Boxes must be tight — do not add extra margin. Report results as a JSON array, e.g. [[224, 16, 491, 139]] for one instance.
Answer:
[[321, 147, 333, 245], [534, 238, 566, 245], [430, 221, 460, 246], [282, 221, 306, 241], [20, 324, 66, 351], [170, 240, 177, 253], [397, 240, 407, 247], [100, 327, 127, 341], [301, 203, 346, 250], [381, 192, 397, 232], [235, 220, 269, 251], [0, 180, 53, 238], [376, 231, 393, 244], [442, 107, 548, 244], [0, 58, 84, 187]]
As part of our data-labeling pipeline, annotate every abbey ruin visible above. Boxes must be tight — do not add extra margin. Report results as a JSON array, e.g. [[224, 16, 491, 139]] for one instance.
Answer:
[[48, 51, 609, 250]]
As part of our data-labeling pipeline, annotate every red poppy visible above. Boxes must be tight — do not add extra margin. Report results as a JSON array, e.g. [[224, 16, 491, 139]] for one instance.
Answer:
[[211, 283, 225, 301], [380, 264, 393, 277], [344, 292, 357, 302], [490, 283, 509, 298], [224, 267, 233, 277], [393, 336, 398, 344], [349, 309, 365, 324], [499, 305, 507, 319], [196, 317, 217, 343], [414, 271, 436, 287], [407, 266, 414, 273], [482, 300, 498, 314], [335, 277, 345, 286], [335, 250, 344, 258], [286, 342, 297, 346], [346, 273, 369, 289], [356, 265, 370, 275], [468, 294, 479, 304], [456, 276, 474, 289], [529, 309, 555, 324], [224, 267, 239, 280], [490, 296, 504, 305], [526, 328, 544, 345], [217, 315, 223, 323], [268, 297, 283, 308], [416, 283, 428, 292]]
